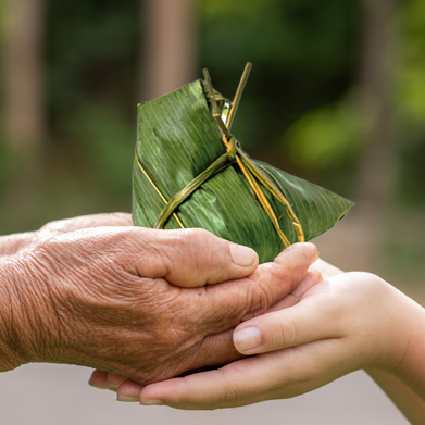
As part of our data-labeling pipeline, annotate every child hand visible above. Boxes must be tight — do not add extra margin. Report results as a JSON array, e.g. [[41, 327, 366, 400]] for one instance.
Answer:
[[134, 271, 425, 409]]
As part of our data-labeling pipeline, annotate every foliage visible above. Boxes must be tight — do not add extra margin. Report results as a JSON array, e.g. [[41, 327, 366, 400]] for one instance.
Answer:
[[284, 97, 365, 169], [398, 0, 425, 126], [1, 0, 425, 236], [396, 0, 425, 206]]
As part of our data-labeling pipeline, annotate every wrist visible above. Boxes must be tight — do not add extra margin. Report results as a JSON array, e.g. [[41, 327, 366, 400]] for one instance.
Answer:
[[0, 254, 58, 371], [0, 258, 29, 371], [385, 294, 425, 399]]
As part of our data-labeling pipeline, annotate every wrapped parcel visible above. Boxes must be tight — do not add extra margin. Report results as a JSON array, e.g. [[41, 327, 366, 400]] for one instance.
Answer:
[[133, 71, 353, 263]]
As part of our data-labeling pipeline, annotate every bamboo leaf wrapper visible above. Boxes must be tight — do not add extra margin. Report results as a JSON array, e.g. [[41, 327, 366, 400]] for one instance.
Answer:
[[133, 70, 353, 263]]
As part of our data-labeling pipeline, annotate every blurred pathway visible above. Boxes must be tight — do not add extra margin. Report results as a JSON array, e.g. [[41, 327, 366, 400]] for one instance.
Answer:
[[0, 364, 407, 424]]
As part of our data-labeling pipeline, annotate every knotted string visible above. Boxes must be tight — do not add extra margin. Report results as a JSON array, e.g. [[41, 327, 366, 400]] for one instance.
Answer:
[[154, 64, 304, 248]]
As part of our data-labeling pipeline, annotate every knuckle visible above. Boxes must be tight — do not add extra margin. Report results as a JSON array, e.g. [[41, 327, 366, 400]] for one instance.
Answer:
[[179, 228, 212, 248], [223, 386, 239, 402], [183, 228, 216, 278], [218, 369, 239, 402], [245, 283, 273, 318], [136, 228, 221, 284], [142, 242, 171, 276], [186, 228, 216, 252], [276, 314, 298, 348], [187, 227, 213, 239]]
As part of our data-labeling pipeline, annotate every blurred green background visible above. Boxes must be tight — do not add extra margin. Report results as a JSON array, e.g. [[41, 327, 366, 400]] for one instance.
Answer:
[[1, 0, 424, 288]]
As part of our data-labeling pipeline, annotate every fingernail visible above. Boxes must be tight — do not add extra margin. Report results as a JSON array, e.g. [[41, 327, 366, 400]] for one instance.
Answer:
[[309, 268, 324, 283], [234, 326, 261, 352], [117, 394, 140, 402], [140, 399, 163, 405], [88, 380, 109, 390], [230, 245, 257, 267], [108, 383, 120, 390]]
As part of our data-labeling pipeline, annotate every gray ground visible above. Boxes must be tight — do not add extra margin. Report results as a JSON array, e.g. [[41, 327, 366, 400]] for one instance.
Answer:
[[0, 363, 408, 424]]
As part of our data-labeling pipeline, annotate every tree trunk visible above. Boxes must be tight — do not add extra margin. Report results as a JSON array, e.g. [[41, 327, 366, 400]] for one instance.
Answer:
[[1, 0, 45, 232], [3, 0, 45, 153], [355, 0, 398, 214], [141, 0, 196, 102], [345, 0, 399, 273]]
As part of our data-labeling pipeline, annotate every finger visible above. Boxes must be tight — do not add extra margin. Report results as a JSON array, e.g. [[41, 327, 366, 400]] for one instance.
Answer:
[[191, 242, 319, 334], [176, 242, 319, 370], [117, 379, 143, 402], [238, 242, 319, 322], [233, 280, 338, 354], [107, 372, 127, 389], [88, 369, 110, 389], [139, 339, 343, 409], [136, 329, 244, 386], [267, 269, 323, 313], [139, 354, 282, 407], [311, 258, 343, 278], [177, 329, 245, 377], [115, 242, 318, 386], [132, 228, 259, 287], [257, 242, 319, 292], [89, 369, 129, 391]]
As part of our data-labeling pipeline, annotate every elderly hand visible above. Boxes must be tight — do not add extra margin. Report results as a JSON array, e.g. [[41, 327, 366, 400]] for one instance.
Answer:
[[0, 226, 319, 387], [0, 213, 133, 259], [131, 266, 425, 409]]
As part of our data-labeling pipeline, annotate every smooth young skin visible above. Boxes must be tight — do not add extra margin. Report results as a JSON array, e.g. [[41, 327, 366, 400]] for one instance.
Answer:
[[0, 213, 320, 386], [126, 260, 425, 422]]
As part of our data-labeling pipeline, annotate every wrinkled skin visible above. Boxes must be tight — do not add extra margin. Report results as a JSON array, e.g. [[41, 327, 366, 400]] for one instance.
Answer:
[[98, 267, 322, 395], [0, 213, 319, 386], [0, 213, 133, 260]]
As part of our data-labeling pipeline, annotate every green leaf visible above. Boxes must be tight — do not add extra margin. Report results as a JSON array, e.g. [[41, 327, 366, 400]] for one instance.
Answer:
[[133, 77, 353, 263]]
